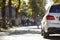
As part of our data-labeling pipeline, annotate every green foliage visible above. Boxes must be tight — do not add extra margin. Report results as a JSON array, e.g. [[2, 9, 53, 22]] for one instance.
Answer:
[[30, 0, 39, 18], [53, 0, 60, 3], [11, 0, 19, 7], [28, 0, 46, 18], [0, 0, 3, 11], [0, 0, 46, 19], [0, 0, 20, 11]]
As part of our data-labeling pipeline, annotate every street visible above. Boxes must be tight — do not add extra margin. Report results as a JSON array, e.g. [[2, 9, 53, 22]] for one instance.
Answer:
[[0, 26, 60, 40]]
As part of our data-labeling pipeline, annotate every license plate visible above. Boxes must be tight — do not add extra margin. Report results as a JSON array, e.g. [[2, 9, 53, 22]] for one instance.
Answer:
[[59, 17, 60, 21]]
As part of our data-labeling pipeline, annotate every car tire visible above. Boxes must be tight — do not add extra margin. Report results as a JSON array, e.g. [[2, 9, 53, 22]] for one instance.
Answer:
[[41, 29, 44, 36], [43, 31, 49, 38], [41, 24, 44, 36]]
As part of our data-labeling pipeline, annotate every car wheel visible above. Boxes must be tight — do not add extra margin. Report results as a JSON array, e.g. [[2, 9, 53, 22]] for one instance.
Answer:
[[43, 31, 49, 38], [41, 29, 44, 36], [41, 24, 44, 36]]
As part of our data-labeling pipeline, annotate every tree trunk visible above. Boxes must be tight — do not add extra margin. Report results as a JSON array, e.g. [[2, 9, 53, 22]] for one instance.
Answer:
[[16, 0, 20, 18], [15, 0, 20, 26], [8, 0, 12, 27], [1, 0, 7, 29]]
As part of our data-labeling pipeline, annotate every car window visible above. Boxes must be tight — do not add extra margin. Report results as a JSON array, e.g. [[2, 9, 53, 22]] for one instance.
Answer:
[[49, 5, 60, 13]]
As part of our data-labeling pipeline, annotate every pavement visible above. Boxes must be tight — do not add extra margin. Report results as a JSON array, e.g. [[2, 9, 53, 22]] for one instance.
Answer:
[[0, 26, 60, 40], [0, 26, 42, 40]]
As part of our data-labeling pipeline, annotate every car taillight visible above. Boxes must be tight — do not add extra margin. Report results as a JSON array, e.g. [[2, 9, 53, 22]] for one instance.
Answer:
[[46, 15, 55, 20]]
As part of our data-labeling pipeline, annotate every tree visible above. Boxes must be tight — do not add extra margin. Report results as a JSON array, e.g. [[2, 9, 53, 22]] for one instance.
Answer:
[[28, 0, 46, 18], [53, 0, 60, 3], [8, 0, 13, 27], [0, 0, 21, 28], [16, 0, 20, 18], [0, 0, 3, 11], [1, 0, 7, 29]]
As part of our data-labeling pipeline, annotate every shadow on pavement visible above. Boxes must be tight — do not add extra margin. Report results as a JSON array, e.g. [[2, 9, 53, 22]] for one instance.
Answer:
[[8, 30, 41, 35], [46, 36, 60, 40], [0, 29, 41, 36]]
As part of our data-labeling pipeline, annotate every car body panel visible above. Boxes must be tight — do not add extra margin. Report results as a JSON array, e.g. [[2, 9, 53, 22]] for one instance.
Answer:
[[41, 3, 60, 33]]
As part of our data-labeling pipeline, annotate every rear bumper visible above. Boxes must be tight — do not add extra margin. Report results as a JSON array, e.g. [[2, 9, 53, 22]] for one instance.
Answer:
[[47, 20, 60, 27], [48, 27, 60, 34]]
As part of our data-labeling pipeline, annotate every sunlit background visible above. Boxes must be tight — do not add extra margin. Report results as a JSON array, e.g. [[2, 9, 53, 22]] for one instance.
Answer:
[[0, 0, 60, 29]]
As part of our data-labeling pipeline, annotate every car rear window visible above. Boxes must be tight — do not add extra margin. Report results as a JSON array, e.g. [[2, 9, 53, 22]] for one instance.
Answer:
[[49, 5, 60, 13]]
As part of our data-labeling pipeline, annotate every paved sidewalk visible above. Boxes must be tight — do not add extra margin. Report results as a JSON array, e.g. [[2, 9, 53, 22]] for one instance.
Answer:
[[9, 26, 41, 31], [0, 26, 50, 40], [0, 26, 41, 36]]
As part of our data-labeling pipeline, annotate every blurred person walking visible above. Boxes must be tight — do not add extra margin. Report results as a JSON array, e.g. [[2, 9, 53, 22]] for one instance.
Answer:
[[35, 15, 40, 29], [26, 18, 30, 26]]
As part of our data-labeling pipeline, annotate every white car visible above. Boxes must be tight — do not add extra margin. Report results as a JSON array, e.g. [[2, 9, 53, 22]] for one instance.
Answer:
[[41, 3, 60, 38]]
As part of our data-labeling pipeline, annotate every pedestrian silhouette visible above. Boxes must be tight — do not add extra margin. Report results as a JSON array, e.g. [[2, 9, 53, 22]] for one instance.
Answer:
[[35, 15, 40, 29]]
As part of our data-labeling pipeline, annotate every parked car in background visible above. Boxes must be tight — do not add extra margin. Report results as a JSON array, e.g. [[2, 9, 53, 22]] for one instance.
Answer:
[[41, 3, 60, 38]]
